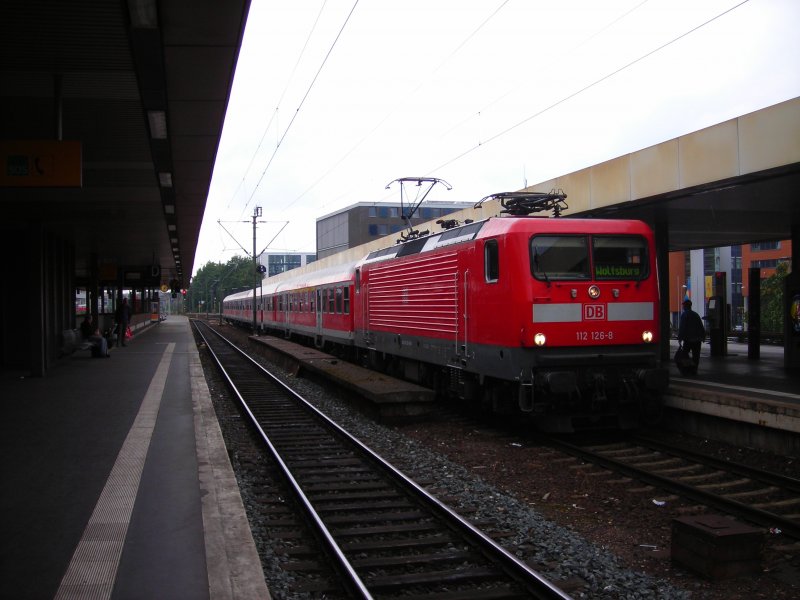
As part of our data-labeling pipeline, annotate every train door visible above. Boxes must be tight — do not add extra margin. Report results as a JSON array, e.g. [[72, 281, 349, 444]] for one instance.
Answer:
[[458, 247, 475, 359], [283, 293, 290, 338], [460, 269, 469, 357], [315, 289, 323, 347], [360, 271, 373, 348]]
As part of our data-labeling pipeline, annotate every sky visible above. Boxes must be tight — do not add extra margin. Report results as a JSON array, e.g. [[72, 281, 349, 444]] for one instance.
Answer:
[[193, 0, 800, 276]]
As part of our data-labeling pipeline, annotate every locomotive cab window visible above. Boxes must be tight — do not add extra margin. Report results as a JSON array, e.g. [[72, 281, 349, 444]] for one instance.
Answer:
[[484, 239, 499, 282], [531, 235, 590, 280], [592, 236, 648, 280]]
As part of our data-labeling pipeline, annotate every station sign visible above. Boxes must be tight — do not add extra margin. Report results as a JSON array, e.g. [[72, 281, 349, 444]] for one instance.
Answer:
[[0, 140, 82, 187]]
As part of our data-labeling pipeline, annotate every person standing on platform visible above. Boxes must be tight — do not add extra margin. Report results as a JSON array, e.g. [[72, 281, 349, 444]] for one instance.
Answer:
[[678, 299, 705, 374], [115, 298, 131, 347]]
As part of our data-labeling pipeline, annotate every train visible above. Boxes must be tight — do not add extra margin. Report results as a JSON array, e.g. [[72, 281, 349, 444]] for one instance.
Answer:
[[222, 192, 668, 431]]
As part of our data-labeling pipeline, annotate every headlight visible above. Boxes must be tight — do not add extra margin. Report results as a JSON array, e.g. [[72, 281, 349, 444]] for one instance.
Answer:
[[642, 330, 653, 343], [534, 333, 546, 346]]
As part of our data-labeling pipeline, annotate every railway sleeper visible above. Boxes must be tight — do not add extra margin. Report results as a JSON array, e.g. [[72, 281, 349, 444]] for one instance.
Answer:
[[339, 532, 454, 552], [349, 549, 475, 569], [364, 567, 510, 591]]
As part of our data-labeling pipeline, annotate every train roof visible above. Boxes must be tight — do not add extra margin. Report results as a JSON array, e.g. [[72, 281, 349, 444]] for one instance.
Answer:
[[223, 260, 359, 303], [223, 215, 652, 302], [359, 215, 652, 266]]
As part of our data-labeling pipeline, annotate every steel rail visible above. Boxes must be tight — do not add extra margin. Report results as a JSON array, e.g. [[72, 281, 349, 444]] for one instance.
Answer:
[[546, 435, 800, 540], [194, 321, 373, 600], [633, 434, 800, 494], [195, 320, 572, 599]]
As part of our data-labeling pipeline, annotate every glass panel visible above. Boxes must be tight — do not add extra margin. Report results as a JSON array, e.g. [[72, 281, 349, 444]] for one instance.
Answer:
[[531, 235, 590, 280], [485, 239, 499, 282]]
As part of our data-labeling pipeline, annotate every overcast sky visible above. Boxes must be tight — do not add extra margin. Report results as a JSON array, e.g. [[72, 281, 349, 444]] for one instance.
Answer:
[[193, 0, 800, 275]]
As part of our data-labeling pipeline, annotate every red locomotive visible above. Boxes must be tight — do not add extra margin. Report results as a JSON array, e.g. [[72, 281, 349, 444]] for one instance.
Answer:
[[223, 192, 668, 431]]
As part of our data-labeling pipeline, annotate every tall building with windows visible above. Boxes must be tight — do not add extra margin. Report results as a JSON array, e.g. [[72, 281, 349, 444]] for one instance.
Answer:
[[258, 251, 317, 277], [316, 200, 474, 259]]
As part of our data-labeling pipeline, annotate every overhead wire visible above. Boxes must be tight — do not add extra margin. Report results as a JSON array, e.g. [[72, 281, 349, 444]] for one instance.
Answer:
[[280, 0, 513, 214], [227, 0, 331, 213], [227, 0, 753, 254], [430, 0, 752, 173], [281, 0, 654, 214], [242, 0, 361, 215], [291, 0, 751, 210], [438, 0, 652, 139]]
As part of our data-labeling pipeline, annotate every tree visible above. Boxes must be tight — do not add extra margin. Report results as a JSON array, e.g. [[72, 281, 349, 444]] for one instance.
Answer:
[[186, 255, 256, 313], [760, 261, 789, 334]]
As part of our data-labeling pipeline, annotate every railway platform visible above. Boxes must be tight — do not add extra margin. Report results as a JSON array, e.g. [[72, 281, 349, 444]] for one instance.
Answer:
[[248, 334, 437, 420], [0, 316, 269, 600], [665, 340, 800, 455]]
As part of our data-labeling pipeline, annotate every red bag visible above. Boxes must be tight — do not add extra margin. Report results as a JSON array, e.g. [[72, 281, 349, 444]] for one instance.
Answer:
[[125, 326, 132, 340]]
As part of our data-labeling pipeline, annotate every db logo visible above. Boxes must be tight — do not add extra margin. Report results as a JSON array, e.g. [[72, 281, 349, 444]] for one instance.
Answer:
[[584, 304, 606, 320]]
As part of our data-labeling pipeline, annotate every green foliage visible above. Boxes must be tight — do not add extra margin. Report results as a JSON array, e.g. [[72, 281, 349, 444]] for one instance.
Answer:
[[760, 261, 789, 333], [186, 255, 260, 313]]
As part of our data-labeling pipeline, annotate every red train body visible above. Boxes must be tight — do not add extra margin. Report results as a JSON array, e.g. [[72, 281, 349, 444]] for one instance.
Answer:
[[223, 215, 668, 431]]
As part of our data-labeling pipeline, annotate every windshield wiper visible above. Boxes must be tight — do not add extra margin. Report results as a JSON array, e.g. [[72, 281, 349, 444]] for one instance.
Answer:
[[534, 252, 550, 286]]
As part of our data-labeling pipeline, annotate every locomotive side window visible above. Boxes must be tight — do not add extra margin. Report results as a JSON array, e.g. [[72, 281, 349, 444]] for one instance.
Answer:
[[531, 235, 590, 280], [592, 236, 648, 280], [484, 239, 499, 282]]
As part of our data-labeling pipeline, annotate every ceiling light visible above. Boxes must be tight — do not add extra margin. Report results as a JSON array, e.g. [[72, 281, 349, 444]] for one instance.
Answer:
[[170, 237, 178, 243], [158, 172, 173, 188], [147, 111, 167, 139], [168, 224, 176, 231], [164, 204, 175, 214]]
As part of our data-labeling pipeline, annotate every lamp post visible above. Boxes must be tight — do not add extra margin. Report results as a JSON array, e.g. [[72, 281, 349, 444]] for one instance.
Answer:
[[252, 206, 261, 333], [211, 279, 219, 317]]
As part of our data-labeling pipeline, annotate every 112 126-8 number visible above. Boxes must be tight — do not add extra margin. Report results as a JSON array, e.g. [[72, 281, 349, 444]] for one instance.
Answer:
[[576, 331, 614, 341]]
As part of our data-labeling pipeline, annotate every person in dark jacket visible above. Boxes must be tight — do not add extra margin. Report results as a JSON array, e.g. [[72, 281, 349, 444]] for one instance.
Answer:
[[114, 298, 131, 347], [678, 299, 705, 374], [80, 314, 94, 340]]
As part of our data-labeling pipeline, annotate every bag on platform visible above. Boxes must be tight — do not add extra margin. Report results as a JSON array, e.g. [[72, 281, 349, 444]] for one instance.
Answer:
[[674, 344, 693, 374], [125, 326, 132, 340]]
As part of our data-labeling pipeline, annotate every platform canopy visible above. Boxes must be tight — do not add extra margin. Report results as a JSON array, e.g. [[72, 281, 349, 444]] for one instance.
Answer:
[[0, 0, 252, 287]]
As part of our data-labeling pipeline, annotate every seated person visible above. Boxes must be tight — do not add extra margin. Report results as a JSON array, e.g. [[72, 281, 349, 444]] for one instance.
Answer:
[[80, 315, 94, 339], [80, 315, 110, 358]]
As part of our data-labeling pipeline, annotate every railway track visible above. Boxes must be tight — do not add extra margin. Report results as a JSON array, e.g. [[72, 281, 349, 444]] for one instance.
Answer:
[[193, 320, 571, 600], [545, 434, 800, 540]]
